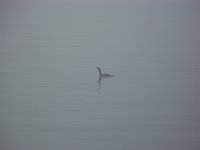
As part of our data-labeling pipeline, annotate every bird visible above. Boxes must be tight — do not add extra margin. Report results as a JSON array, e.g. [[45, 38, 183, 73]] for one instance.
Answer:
[[96, 66, 114, 80]]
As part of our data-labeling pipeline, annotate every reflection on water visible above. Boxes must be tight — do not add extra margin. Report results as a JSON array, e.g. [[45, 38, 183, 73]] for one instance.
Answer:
[[97, 75, 115, 95], [1, 0, 199, 150], [97, 78, 102, 94]]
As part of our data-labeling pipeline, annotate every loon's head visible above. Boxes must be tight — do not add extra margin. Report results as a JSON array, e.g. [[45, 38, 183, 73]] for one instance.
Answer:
[[96, 66, 101, 71], [97, 66, 102, 72]]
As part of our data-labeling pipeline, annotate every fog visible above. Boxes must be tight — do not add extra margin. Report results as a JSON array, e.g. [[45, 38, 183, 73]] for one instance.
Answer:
[[1, 0, 199, 150]]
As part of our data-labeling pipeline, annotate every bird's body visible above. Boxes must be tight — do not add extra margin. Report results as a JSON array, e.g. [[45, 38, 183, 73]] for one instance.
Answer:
[[101, 74, 113, 77], [97, 67, 114, 80]]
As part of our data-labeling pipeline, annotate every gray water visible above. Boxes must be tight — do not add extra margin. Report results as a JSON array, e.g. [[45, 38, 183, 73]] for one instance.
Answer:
[[1, 0, 199, 150]]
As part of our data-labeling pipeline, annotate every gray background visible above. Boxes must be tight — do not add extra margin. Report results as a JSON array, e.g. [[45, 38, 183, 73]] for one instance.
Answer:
[[1, 0, 199, 150]]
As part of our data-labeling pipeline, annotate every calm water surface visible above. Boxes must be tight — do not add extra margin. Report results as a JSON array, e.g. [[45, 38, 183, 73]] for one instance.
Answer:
[[1, 1, 199, 150]]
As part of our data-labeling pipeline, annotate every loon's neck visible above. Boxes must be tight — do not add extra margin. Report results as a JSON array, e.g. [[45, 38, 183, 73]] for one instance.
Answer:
[[97, 67, 102, 80]]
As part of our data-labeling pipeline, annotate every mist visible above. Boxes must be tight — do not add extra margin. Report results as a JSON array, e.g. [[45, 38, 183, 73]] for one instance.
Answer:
[[1, 0, 199, 150]]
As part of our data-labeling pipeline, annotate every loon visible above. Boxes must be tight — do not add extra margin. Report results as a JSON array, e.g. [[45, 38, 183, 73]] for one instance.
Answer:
[[96, 66, 114, 80]]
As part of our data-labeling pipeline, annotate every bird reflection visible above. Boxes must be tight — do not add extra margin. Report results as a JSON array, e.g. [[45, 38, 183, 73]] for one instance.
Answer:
[[97, 78, 102, 93]]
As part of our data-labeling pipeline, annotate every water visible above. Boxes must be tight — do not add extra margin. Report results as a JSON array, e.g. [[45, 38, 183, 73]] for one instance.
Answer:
[[1, 1, 199, 150]]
